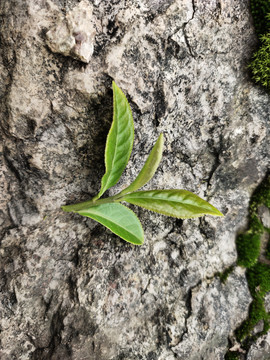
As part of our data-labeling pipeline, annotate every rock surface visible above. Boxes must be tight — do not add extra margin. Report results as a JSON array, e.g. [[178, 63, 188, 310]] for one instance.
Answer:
[[247, 331, 270, 360], [46, 0, 97, 63], [0, 0, 269, 359]]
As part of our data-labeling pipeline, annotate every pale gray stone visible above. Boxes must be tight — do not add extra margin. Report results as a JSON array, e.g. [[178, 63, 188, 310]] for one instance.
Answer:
[[247, 331, 270, 360], [258, 205, 270, 229], [171, 267, 252, 360], [265, 293, 270, 313]]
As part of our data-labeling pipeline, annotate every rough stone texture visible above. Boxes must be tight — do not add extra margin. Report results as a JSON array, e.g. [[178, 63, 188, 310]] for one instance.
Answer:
[[258, 205, 270, 266], [247, 331, 270, 360], [46, 0, 97, 63], [171, 267, 251, 359], [0, 0, 269, 359]]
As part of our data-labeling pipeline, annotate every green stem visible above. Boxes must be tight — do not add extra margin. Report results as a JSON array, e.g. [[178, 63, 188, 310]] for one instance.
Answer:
[[61, 194, 122, 212]]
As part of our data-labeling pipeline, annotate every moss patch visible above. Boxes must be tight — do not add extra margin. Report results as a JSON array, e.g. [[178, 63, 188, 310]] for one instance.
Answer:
[[249, 0, 270, 91], [266, 236, 270, 260], [218, 265, 235, 284], [235, 295, 270, 343], [250, 0, 270, 36], [250, 33, 270, 91], [236, 175, 270, 267], [224, 351, 240, 360], [226, 174, 270, 357], [247, 262, 270, 297], [236, 233, 261, 268]]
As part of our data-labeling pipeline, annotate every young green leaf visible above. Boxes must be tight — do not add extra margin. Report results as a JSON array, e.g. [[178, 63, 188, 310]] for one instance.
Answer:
[[76, 202, 144, 245], [120, 189, 223, 219], [94, 82, 134, 201], [117, 133, 164, 196]]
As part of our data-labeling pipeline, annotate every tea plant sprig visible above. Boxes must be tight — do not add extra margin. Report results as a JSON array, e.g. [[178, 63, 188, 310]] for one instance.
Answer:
[[62, 81, 223, 245]]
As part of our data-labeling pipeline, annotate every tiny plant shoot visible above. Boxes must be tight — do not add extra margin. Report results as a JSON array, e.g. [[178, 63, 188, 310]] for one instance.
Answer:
[[62, 82, 223, 245]]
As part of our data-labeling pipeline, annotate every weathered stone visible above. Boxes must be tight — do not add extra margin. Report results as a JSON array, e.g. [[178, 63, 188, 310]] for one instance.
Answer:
[[171, 267, 252, 359], [247, 331, 270, 360], [46, 0, 96, 63], [0, 0, 269, 359], [258, 204, 270, 229]]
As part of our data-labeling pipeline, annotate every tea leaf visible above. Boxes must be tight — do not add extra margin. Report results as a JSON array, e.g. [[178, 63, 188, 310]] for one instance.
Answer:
[[121, 189, 223, 218], [77, 202, 144, 245], [118, 134, 164, 196], [94, 82, 134, 200]]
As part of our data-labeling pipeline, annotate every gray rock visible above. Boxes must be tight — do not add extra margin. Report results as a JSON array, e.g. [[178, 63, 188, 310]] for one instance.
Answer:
[[265, 292, 270, 313], [247, 331, 270, 360], [258, 205, 270, 229], [171, 267, 252, 360], [0, 0, 269, 359], [257, 205, 270, 265]]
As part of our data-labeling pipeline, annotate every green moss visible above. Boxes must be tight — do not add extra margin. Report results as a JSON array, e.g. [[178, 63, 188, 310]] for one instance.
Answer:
[[218, 265, 235, 283], [249, 0, 270, 91], [236, 232, 261, 268], [235, 295, 270, 342], [266, 237, 270, 260], [236, 263, 270, 341], [224, 351, 240, 360], [249, 4, 270, 92], [250, 174, 270, 208], [227, 174, 270, 358], [236, 175, 270, 267], [247, 262, 270, 297], [250, 33, 270, 90], [250, 0, 270, 36], [249, 213, 264, 234]]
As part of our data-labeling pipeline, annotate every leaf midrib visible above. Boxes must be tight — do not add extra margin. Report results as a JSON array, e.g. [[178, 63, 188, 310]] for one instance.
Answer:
[[104, 97, 129, 189], [103, 89, 119, 190], [125, 193, 206, 206]]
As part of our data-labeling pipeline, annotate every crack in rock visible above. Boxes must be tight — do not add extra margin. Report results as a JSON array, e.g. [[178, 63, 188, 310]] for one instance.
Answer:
[[182, 0, 196, 58]]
